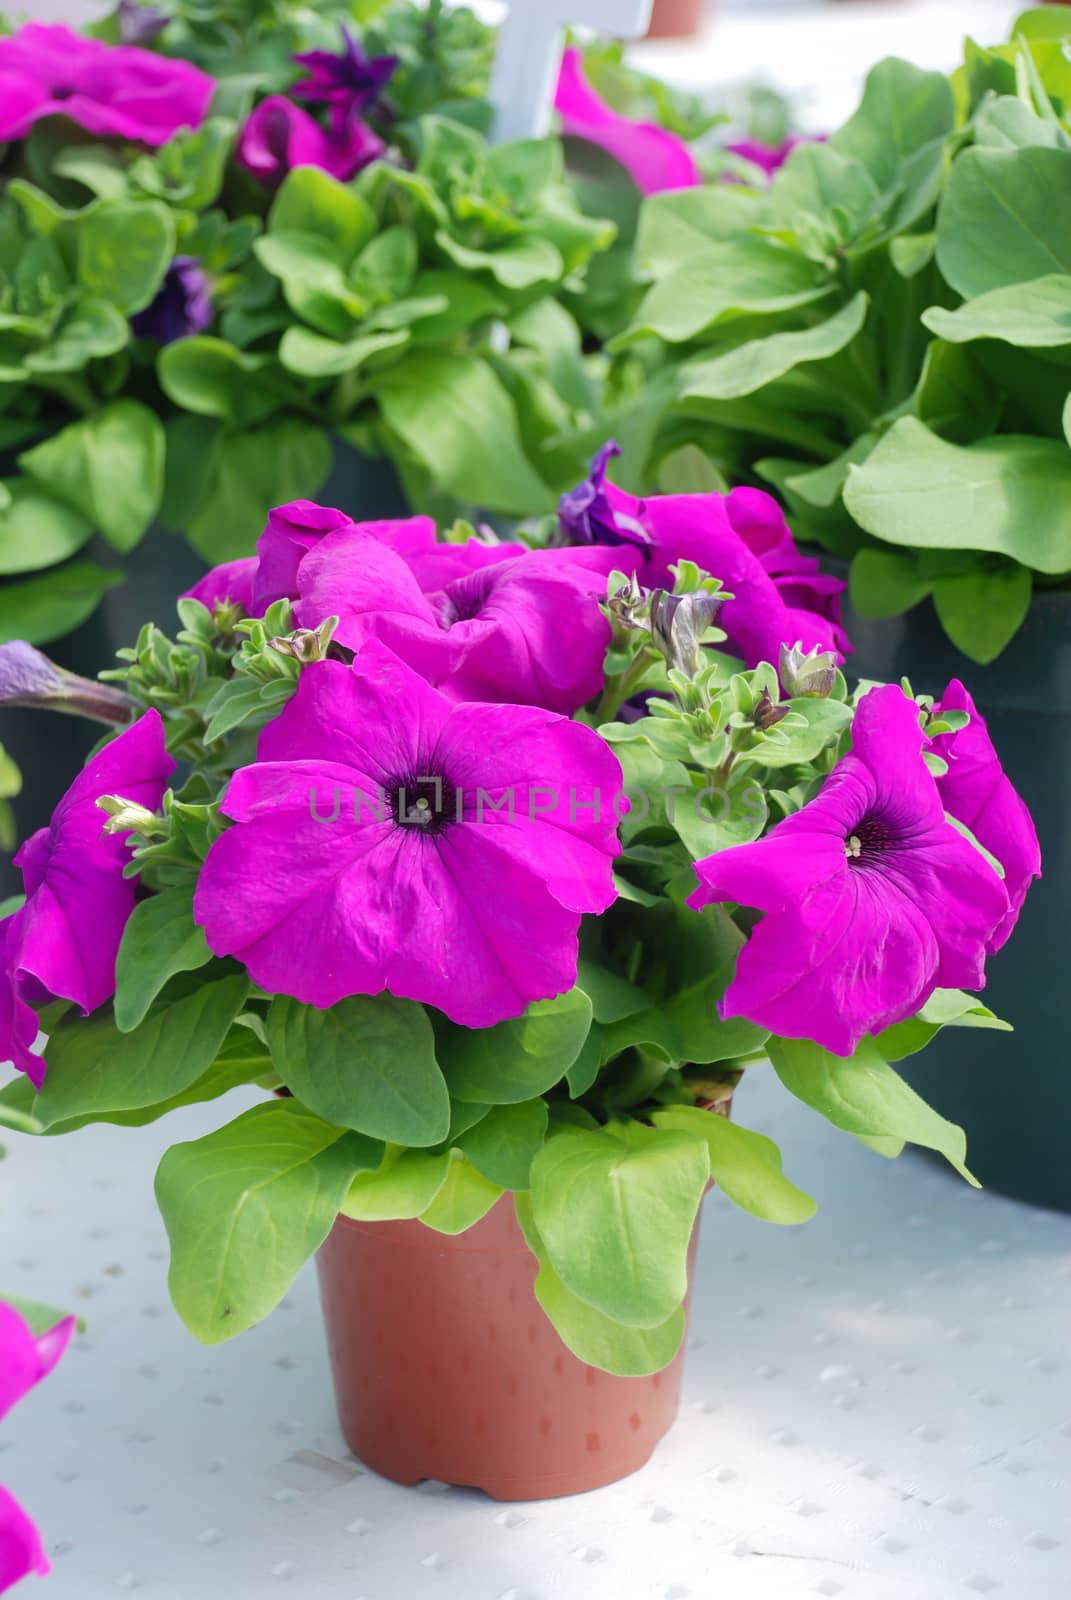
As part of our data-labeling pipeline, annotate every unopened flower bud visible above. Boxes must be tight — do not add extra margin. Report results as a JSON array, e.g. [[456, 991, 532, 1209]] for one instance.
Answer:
[[650, 589, 722, 679], [269, 621, 334, 665], [607, 573, 650, 634], [211, 600, 246, 638], [0, 642, 134, 725], [752, 688, 791, 732], [780, 642, 838, 699], [96, 795, 165, 837]]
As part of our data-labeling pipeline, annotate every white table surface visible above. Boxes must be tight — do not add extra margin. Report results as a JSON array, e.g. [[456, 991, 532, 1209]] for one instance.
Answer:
[[4, 1063, 1071, 1600]]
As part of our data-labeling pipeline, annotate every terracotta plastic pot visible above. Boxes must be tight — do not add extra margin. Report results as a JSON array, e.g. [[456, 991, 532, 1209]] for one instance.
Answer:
[[317, 1194, 701, 1499], [646, 0, 705, 40]]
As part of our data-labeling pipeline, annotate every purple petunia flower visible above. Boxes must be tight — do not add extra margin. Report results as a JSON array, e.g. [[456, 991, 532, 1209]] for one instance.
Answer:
[[554, 46, 701, 196], [236, 94, 384, 188], [0, 1302, 75, 1593], [291, 24, 398, 120], [687, 685, 1011, 1057], [930, 680, 1041, 954], [722, 486, 851, 658], [131, 256, 213, 346], [558, 449, 850, 669], [0, 23, 213, 147], [0, 710, 174, 1086], [294, 533, 613, 715], [193, 642, 621, 1027]]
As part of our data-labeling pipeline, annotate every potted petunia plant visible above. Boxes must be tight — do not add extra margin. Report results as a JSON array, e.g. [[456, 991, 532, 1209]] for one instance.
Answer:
[[0, 449, 1037, 1499]]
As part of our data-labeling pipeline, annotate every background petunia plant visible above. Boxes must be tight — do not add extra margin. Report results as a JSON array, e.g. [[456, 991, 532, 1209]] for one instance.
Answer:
[[0, 456, 1038, 1375]]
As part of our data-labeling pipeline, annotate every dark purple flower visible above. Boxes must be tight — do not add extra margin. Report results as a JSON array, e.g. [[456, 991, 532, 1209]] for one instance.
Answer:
[[557, 441, 651, 554], [237, 94, 384, 188], [291, 24, 398, 119], [130, 256, 213, 346]]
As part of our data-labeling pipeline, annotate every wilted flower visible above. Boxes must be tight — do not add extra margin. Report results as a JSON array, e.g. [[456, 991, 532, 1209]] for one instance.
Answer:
[[237, 93, 384, 187], [0, 1301, 75, 1591], [194, 643, 621, 1026], [554, 46, 701, 195], [0, 642, 133, 724], [558, 441, 649, 553], [0, 23, 212, 146], [929, 679, 1041, 953], [688, 686, 1010, 1056], [0, 711, 173, 1085], [131, 256, 213, 346]]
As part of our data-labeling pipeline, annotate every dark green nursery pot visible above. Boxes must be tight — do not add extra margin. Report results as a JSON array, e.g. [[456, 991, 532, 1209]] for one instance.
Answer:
[[843, 586, 1071, 1212]]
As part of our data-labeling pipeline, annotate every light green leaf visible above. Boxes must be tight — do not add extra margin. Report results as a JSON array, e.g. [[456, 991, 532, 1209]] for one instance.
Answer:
[[417, 1151, 502, 1235], [850, 547, 931, 619], [681, 294, 868, 402], [515, 1194, 684, 1377], [156, 1099, 380, 1341], [267, 994, 449, 1147], [767, 1034, 977, 1183], [843, 416, 1071, 575], [931, 561, 1033, 662], [377, 352, 555, 514], [529, 1122, 709, 1328], [456, 1099, 548, 1190], [278, 325, 407, 379], [0, 481, 94, 575], [341, 1146, 451, 1221], [435, 230, 563, 289], [0, 562, 123, 646], [625, 240, 833, 345], [113, 885, 212, 1034], [185, 419, 331, 562], [936, 145, 1071, 296], [878, 987, 1012, 1062], [635, 186, 763, 275], [438, 989, 593, 1105], [24, 296, 128, 374], [18, 400, 165, 553], [923, 274, 1071, 347], [77, 199, 175, 314], [831, 57, 955, 192], [35, 974, 248, 1129], [157, 337, 279, 427], [651, 1105, 816, 1224], [269, 166, 376, 259]]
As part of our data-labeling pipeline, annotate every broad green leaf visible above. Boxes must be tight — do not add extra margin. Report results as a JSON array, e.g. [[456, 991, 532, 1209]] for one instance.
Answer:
[[267, 994, 449, 1147], [651, 1105, 816, 1224], [156, 1098, 381, 1341], [625, 240, 832, 345], [635, 186, 764, 275], [269, 166, 376, 259], [914, 340, 1001, 444], [972, 95, 1067, 151], [575, 961, 648, 1024], [681, 294, 868, 403], [185, 419, 331, 562], [529, 1123, 708, 1328], [77, 199, 175, 314], [768, 144, 882, 244], [278, 325, 407, 379], [831, 57, 955, 192], [435, 230, 562, 289], [456, 1098, 548, 1190], [850, 547, 931, 618], [18, 400, 165, 553], [113, 884, 212, 1033], [376, 352, 555, 514], [35, 974, 248, 1128], [515, 1194, 684, 1376], [253, 231, 367, 336], [932, 561, 1033, 662], [656, 444, 728, 495], [767, 1034, 977, 1182], [417, 1150, 502, 1234], [341, 1147, 451, 1221], [438, 989, 593, 1104], [157, 337, 279, 427], [936, 145, 1071, 296], [0, 481, 93, 574], [923, 275, 1071, 347], [0, 562, 122, 646], [24, 296, 128, 374], [878, 987, 1012, 1062], [843, 416, 1071, 575]]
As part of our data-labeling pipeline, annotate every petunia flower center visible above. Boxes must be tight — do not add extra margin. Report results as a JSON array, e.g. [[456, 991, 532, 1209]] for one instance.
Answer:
[[388, 771, 458, 836], [845, 814, 898, 864], [440, 570, 492, 626]]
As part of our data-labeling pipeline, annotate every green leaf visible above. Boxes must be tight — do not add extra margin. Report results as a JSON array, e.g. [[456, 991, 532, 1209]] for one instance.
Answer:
[[529, 1122, 709, 1328], [651, 1105, 816, 1224], [185, 419, 331, 562], [18, 400, 165, 553], [635, 186, 764, 276], [849, 547, 931, 619], [1064, 391, 1071, 447], [376, 352, 555, 514], [438, 989, 593, 1105], [341, 1147, 451, 1221], [878, 987, 1012, 1062], [659, 908, 769, 1065], [35, 974, 248, 1129], [456, 1098, 548, 1189], [680, 294, 868, 403], [113, 884, 212, 1034], [77, 199, 176, 314], [923, 274, 1071, 347], [269, 166, 376, 259], [417, 1151, 502, 1234], [625, 240, 833, 345], [656, 444, 728, 496], [830, 57, 955, 192], [278, 325, 407, 379], [515, 1194, 684, 1377], [156, 1098, 381, 1342], [575, 961, 648, 1024], [435, 230, 563, 289], [0, 561, 123, 646], [267, 994, 450, 1147], [767, 1034, 977, 1183], [0, 481, 94, 575], [843, 416, 1071, 575], [157, 337, 280, 427], [931, 561, 1033, 662], [24, 296, 129, 374], [936, 145, 1071, 296]]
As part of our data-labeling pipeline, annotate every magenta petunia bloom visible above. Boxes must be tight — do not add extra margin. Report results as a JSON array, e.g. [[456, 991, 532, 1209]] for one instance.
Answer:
[[0, 710, 174, 1086], [237, 94, 384, 188], [0, 23, 213, 147], [722, 486, 851, 657], [295, 532, 612, 714], [291, 24, 398, 118], [688, 685, 1011, 1057], [0, 1301, 75, 1592], [554, 46, 701, 196], [194, 643, 622, 1026], [725, 135, 823, 181], [558, 448, 849, 669], [182, 555, 258, 617], [930, 680, 1041, 954]]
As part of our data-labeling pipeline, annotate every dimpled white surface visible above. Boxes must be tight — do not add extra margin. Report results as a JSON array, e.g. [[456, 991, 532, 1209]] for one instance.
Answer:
[[4, 1065, 1071, 1600]]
